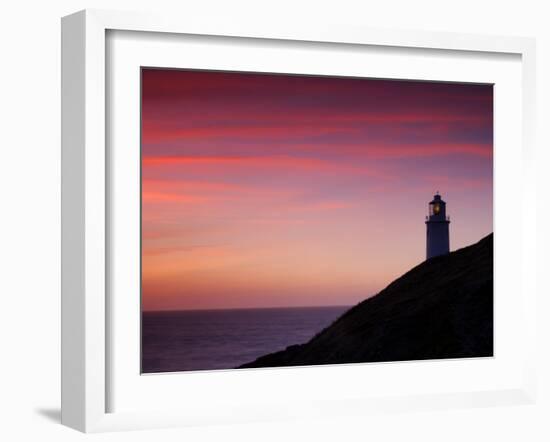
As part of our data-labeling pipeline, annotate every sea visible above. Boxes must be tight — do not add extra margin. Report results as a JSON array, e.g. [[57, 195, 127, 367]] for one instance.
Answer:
[[142, 305, 349, 373]]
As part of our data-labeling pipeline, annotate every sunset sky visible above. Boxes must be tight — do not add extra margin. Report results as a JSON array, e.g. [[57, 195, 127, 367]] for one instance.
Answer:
[[141, 69, 493, 311]]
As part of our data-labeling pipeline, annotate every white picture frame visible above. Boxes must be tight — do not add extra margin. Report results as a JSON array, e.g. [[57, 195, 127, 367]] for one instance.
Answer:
[[61, 9, 537, 433]]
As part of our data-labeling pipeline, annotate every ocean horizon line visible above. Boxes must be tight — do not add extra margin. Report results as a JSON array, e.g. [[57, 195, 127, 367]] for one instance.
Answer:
[[142, 304, 353, 314]]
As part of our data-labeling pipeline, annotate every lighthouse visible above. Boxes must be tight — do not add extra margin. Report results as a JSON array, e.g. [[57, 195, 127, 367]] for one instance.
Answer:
[[425, 193, 450, 260]]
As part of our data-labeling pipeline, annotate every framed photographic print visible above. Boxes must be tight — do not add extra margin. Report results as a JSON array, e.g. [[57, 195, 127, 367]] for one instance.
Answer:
[[61, 9, 537, 432]]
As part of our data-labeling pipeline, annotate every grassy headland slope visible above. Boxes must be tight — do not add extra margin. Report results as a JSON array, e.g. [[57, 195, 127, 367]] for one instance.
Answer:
[[240, 234, 493, 368]]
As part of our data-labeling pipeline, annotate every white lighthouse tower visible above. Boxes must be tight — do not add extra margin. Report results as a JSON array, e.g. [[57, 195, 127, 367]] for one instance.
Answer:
[[425, 192, 450, 260]]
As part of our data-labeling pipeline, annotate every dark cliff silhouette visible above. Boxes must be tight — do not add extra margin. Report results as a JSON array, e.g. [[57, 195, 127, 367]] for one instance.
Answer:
[[239, 233, 493, 369]]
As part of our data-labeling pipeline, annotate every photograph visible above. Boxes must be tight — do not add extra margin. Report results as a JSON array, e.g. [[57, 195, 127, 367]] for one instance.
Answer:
[[140, 68, 494, 374]]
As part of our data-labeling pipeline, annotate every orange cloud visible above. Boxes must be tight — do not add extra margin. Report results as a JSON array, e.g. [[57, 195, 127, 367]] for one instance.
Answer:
[[142, 191, 210, 204]]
